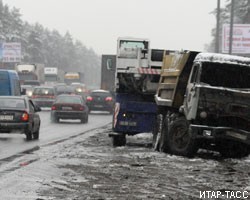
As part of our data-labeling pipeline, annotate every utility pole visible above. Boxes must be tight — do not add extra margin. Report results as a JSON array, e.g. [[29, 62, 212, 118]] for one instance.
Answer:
[[215, 0, 220, 53], [229, 0, 235, 54]]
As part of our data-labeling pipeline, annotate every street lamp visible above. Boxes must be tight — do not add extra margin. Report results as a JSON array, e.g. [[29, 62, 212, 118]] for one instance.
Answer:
[[229, 0, 235, 54], [215, 0, 220, 53]]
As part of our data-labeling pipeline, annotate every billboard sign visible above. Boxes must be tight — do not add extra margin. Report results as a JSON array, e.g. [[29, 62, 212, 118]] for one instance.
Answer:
[[222, 24, 250, 54], [0, 43, 21, 63]]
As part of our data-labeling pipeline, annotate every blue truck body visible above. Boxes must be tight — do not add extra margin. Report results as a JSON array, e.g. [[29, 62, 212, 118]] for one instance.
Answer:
[[113, 93, 157, 135], [0, 70, 21, 96]]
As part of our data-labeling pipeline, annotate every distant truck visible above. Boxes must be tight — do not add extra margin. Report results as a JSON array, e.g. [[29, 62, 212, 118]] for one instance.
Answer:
[[154, 51, 250, 158], [101, 55, 116, 93], [44, 67, 57, 85], [15, 64, 44, 85], [0, 70, 21, 96], [64, 72, 84, 85]]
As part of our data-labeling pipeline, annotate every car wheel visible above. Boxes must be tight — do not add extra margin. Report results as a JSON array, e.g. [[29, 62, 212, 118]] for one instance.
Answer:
[[112, 134, 126, 147], [85, 114, 89, 123], [81, 114, 88, 123], [33, 125, 40, 140], [51, 115, 59, 123], [80, 117, 85, 123], [55, 117, 59, 123], [25, 130, 33, 141]]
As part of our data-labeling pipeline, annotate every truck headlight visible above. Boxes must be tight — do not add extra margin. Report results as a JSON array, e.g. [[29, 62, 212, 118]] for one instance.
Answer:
[[200, 111, 207, 119]]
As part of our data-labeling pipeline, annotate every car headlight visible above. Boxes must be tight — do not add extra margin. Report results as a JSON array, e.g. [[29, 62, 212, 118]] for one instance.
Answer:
[[76, 88, 82, 92], [27, 91, 33, 97]]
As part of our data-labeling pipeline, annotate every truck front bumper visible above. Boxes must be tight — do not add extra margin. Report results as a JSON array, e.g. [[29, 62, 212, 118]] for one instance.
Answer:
[[190, 124, 250, 145]]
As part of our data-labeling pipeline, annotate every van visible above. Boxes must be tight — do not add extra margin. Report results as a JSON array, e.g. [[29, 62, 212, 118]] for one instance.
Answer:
[[0, 70, 21, 96]]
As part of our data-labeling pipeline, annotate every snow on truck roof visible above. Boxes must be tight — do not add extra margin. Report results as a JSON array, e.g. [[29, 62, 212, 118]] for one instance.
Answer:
[[117, 37, 149, 42], [194, 53, 250, 66]]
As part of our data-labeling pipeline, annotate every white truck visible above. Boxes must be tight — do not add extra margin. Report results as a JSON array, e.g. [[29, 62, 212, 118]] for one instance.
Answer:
[[44, 67, 58, 85], [110, 37, 165, 146], [15, 64, 44, 85]]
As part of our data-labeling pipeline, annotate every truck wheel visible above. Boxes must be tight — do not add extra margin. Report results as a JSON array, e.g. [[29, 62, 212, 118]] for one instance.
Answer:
[[157, 117, 170, 153], [153, 115, 168, 152], [112, 134, 126, 147], [152, 115, 160, 150], [167, 117, 198, 157]]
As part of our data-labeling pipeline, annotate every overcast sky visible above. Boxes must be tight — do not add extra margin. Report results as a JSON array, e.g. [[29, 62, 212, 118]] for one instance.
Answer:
[[4, 0, 227, 55]]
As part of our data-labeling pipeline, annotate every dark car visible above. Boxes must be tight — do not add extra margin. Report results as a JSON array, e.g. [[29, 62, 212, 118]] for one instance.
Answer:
[[31, 86, 56, 107], [55, 85, 75, 96], [71, 83, 88, 100], [50, 94, 89, 123], [0, 96, 41, 140], [86, 90, 114, 114]]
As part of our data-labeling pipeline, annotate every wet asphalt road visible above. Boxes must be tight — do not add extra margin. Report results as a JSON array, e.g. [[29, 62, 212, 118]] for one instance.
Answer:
[[0, 111, 249, 199]]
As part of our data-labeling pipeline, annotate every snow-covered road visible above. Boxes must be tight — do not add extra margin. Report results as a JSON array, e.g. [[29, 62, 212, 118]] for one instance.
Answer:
[[0, 110, 112, 159]]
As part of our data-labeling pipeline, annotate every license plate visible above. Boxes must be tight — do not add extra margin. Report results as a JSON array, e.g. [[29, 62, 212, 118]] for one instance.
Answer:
[[62, 107, 72, 110], [0, 115, 13, 120], [94, 105, 103, 108], [226, 131, 247, 140]]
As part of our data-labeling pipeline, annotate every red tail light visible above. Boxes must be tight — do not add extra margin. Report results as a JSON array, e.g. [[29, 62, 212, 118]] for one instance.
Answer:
[[51, 105, 56, 110], [105, 97, 113, 101], [79, 106, 85, 111], [21, 112, 29, 121], [87, 96, 93, 101]]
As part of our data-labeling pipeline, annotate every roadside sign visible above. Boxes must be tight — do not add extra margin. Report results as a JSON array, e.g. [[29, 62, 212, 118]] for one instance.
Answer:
[[222, 24, 250, 54], [0, 43, 21, 63]]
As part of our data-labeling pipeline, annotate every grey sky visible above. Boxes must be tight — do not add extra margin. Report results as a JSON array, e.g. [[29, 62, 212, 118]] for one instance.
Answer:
[[4, 0, 226, 55]]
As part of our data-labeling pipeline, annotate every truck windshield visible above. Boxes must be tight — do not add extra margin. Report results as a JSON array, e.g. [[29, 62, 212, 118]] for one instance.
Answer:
[[19, 73, 36, 81], [200, 63, 250, 89], [119, 40, 147, 49]]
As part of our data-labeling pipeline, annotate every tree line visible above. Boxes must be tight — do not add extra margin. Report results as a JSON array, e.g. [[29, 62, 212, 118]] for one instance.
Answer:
[[0, 0, 101, 87]]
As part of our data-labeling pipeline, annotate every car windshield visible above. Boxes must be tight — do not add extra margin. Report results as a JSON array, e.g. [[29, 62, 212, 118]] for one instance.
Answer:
[[91, 92, 111, 97], [0, 98, 26, 108], [56, 86, 74, 94], [33, 88, 54, 95], [56, 96, 81, 104], [23, 81, 40, 86]]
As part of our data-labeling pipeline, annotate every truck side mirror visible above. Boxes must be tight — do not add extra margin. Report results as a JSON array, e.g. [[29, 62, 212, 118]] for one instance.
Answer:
[[106, 58, 113, 71]]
